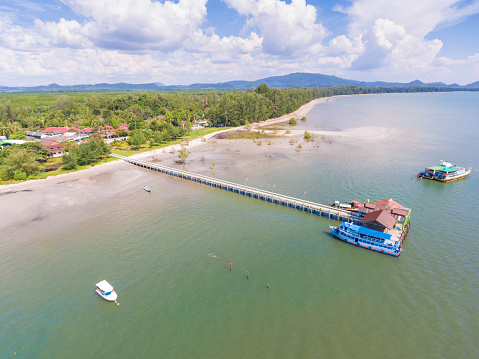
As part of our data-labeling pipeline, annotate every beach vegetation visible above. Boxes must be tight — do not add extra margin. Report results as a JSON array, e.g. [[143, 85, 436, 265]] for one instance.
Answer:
[[300, 116, 307, 122], [34, 149, 51, 162], [295, 143, 302, 152], [289, 117, 297, 125], [0, 147, 40, 180], [111, 140, 128, 148], [285, 129, 291, 135], [289, 138, 295, 145], [62, 153, 78, 170], [128, 131, 147, 148], [226, 130, 279, 140], [75, 137, 111, 165], [178, 144, 189, 164], [304, 131, 312, 141]]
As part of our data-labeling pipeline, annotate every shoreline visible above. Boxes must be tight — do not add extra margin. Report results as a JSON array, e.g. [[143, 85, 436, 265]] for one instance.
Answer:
[[0, 94, 378, 192], [252, 97, 331, 128]]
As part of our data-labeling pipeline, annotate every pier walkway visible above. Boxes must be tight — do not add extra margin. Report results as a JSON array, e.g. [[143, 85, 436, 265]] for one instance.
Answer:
[[111, 154, 360, 223]]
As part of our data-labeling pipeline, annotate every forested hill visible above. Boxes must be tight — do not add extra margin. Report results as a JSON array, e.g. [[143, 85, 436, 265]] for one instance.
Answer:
[[1, 73, 477, 92]]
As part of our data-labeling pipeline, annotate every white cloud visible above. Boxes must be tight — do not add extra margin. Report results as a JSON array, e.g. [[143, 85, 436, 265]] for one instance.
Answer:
[[326, 35, 363, 57], [0, 17, 46, 51], [336, 0, 479, 37], [351, 18, 443, 71], [35, 18, 89, 48], [433, 53, 479, 84], [184, 30, 263, 61], [54, 0, 208, 51], [0, 0, 478, 87], [225, 0, 329, 55]]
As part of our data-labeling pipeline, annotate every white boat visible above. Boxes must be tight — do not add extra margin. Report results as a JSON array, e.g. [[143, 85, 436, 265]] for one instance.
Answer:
[[95, 280, 118, 302], [417, 160, 472, 182]]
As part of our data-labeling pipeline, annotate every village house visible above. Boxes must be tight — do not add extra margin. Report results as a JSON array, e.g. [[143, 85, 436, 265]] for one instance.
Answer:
[[25, 131, 46, 140], [192, 119, 210, 129], [41, 127, 69, 136], [40, 139, 65, 157]]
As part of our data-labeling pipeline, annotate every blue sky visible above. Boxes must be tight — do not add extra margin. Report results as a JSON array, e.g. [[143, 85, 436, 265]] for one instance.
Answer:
[[0, 0, 478, 86]]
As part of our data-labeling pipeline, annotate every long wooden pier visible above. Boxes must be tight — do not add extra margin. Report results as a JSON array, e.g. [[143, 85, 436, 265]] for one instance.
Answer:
[[111, 154, 360, 223]]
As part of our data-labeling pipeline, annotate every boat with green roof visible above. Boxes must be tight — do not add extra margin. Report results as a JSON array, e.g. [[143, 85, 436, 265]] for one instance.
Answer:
[[417, 161, 472, 182]]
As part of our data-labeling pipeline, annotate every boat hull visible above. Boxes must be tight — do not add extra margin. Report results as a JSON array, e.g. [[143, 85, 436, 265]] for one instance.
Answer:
[[417, 167, 472, 182], [329, 225, 401, 257], [95, 288, 118, 301]]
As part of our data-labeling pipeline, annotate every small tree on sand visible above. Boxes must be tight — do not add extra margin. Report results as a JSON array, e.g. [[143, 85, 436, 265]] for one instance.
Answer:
[[178, 144, 189, 164]]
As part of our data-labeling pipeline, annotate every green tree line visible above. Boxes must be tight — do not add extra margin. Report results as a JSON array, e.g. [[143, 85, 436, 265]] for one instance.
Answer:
[[1, 85, 475, 137]]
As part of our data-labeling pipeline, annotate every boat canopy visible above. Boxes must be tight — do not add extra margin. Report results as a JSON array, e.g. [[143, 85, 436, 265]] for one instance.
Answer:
[[96, 280, 114, 292], [426, 166, 456, 173], [345, 222, 392, 240]]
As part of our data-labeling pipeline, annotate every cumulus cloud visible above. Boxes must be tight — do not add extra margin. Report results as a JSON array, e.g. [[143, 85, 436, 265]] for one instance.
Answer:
[[35, 18, 89, 48], [52, 0, 208, 51], [1, 0, 479, 86], [351, 18, 442, 71], [184, 30, 263, 61], [326, 35, 363, 57], [0, 17, 46, 51], [336, 0, 479, 37], [224, 0, 329, 55]]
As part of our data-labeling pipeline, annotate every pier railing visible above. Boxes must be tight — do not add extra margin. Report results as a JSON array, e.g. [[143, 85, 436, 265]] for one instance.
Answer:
[[111, 154, 359, 223]]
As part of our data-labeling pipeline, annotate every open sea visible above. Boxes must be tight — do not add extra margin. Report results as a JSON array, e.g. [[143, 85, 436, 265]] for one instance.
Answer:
[[1, 92, 478, 358]]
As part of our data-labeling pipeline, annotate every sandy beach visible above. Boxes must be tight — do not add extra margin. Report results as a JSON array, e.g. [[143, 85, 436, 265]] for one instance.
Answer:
[[0, 94, 392, 232], [252, 97, 331, 128]]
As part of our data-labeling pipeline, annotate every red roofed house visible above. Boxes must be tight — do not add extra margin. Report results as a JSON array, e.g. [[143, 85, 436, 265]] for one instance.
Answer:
[[360, 210, 397, 231], [78, 127, 92, 134], [41, 127, 69, 135], [357, 199, 411, 233], [40, 139, 65, 157]]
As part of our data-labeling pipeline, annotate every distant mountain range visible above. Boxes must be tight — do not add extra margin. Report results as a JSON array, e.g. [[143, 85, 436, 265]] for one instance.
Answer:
[[1, 73, 478, 92]]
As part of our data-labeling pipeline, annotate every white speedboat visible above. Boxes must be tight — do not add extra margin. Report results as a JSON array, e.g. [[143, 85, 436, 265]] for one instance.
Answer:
[[95, 280, 118, 302]]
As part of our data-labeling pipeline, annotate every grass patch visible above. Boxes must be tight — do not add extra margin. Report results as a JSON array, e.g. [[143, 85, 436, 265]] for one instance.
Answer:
[[226, 130, 280, 140]]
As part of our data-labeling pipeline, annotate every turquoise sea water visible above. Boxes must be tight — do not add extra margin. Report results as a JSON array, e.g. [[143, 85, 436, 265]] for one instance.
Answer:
[[1, 92, 478, 358]]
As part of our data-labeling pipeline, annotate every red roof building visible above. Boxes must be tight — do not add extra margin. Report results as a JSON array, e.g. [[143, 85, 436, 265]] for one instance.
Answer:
[[78, 127, 92, 133], [360, 210, 397, 230], [41, 127, 69, 134], [357, 199, 411, 232], [40, 139, 65, 157]]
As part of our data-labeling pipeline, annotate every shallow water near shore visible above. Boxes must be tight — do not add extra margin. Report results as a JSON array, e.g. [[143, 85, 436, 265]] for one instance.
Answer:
[[1, 92, 478, 358]]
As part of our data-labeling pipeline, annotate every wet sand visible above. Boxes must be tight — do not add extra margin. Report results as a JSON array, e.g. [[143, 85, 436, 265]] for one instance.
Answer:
[[0, 95, 389, 232]]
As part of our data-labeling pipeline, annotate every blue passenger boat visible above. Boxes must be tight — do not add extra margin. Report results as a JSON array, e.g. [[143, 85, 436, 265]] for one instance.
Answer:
[[329, 222, 402, 257], [143, 186, 151, 192], [329, 199, 411, 257]]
